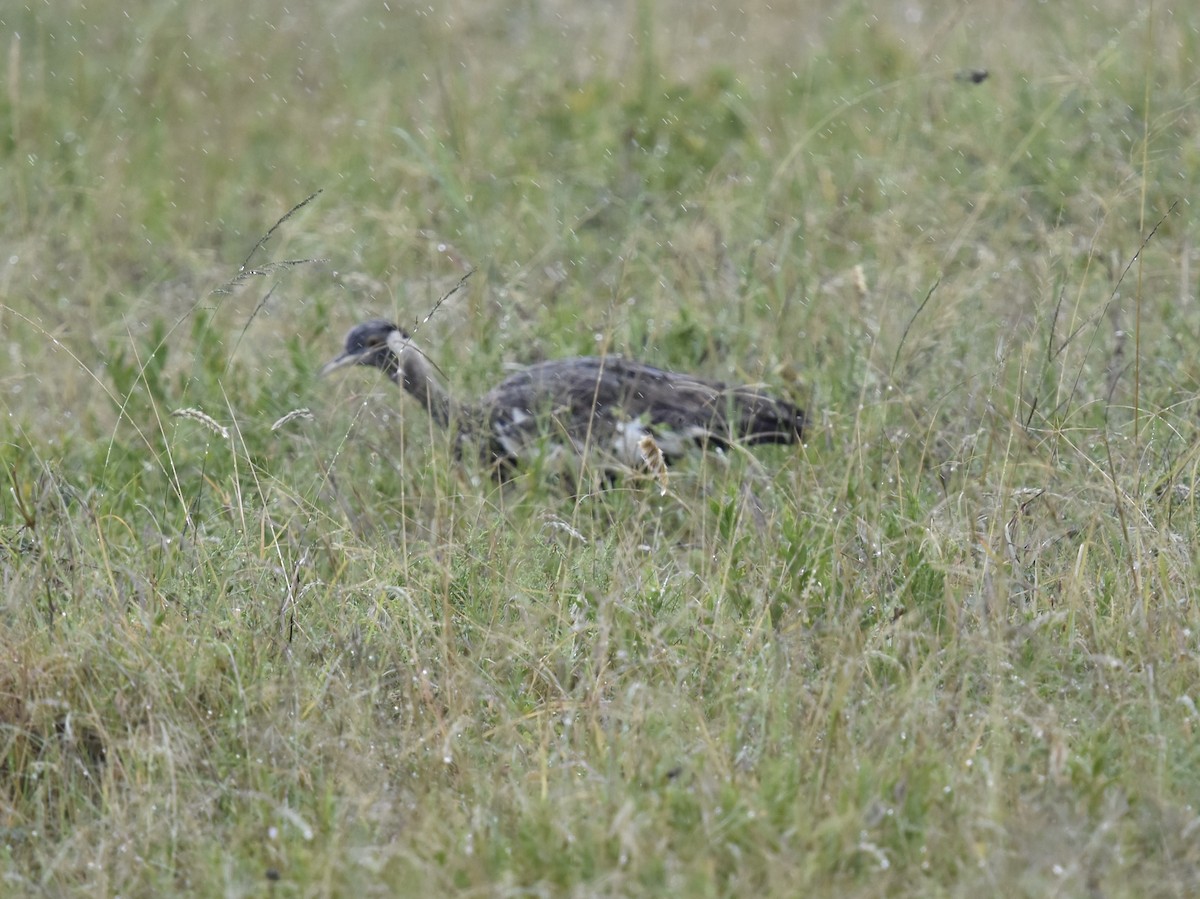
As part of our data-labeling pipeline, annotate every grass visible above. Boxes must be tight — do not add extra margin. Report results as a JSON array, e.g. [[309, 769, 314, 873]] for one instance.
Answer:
[[3, 0, 1200, 895]]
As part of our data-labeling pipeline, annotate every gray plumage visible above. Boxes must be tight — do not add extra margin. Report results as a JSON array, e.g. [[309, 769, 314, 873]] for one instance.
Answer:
[[321, 319, 804, 478]]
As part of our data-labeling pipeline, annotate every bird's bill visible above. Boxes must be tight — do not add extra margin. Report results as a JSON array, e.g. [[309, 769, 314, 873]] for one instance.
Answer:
[[318, 351, 361, 377]]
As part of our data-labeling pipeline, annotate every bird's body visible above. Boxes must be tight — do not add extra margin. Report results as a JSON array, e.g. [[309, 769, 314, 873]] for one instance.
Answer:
[[322, 320, 804, 479]]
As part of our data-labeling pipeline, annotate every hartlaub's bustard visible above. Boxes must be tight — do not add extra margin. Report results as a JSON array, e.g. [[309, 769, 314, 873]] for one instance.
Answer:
[[322, 320, 804, 479]]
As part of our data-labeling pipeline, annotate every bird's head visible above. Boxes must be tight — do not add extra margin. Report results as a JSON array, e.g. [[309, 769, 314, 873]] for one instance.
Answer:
[[320, 319, 408, 377]]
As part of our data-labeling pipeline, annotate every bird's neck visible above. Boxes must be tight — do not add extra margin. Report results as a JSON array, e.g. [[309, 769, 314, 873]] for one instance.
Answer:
[[386, 331, 457, 429]]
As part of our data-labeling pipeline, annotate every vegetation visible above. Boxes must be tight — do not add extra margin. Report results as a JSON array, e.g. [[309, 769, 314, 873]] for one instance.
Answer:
[[3, 1, 1199, 895]]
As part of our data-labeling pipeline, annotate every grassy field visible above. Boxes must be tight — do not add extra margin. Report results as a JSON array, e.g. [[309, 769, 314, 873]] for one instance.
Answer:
[[3, 0, 1200, 895]]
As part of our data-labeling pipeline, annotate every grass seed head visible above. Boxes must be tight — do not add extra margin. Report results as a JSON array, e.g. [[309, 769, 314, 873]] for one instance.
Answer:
[[271, 408, 315, 431], [638, 433, 669, 496], [171, 408, 230, 440]]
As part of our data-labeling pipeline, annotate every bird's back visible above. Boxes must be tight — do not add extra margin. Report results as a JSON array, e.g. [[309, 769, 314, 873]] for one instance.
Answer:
[[476, 355, 803, 466]]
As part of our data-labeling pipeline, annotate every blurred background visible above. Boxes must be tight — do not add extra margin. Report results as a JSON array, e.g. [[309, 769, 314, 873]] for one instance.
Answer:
[[7, 1, 1188, 452]]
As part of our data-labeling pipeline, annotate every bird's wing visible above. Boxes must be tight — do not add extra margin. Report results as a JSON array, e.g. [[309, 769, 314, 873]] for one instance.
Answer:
[[485, 356, 782, 439], [479, 356, 803, 466], [484, 356, 711, 412]]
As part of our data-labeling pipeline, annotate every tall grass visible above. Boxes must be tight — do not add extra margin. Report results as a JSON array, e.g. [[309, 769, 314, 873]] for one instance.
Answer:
[[3, 0, 1200, 895]]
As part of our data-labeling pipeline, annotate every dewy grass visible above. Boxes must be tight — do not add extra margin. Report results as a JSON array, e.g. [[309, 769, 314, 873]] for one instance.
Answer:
[[3, 0, 1200, 895]]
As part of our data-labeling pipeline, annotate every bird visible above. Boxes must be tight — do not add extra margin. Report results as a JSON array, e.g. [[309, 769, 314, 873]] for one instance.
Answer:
[[321, 319, 804, 481]]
